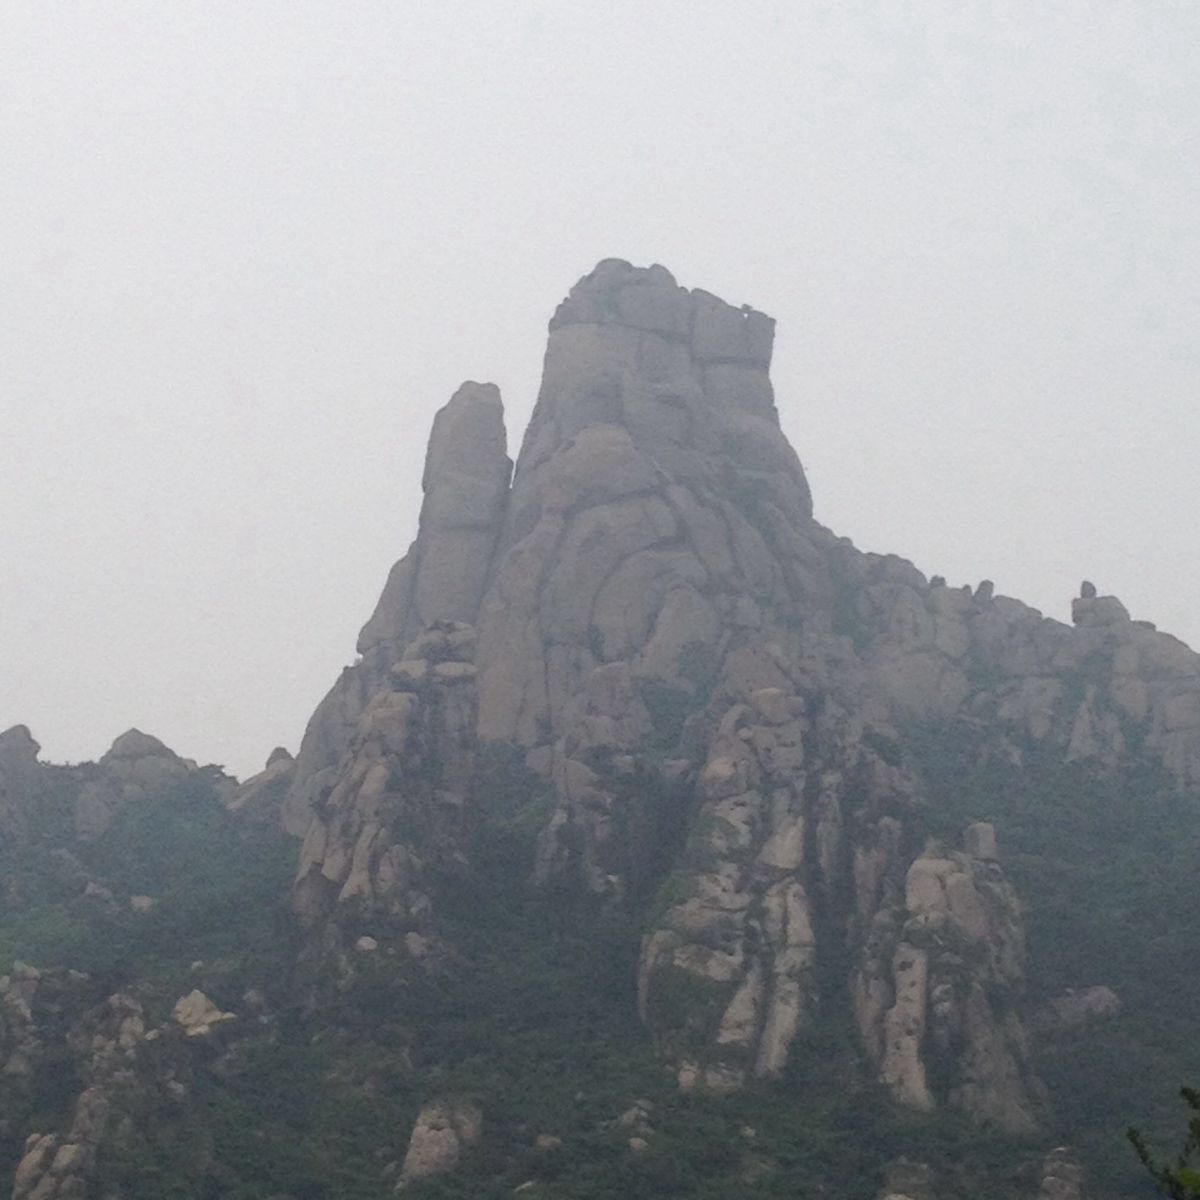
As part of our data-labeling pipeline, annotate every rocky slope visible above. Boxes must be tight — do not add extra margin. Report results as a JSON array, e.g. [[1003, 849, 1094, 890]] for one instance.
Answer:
[[5, 260, 1200, 1198]]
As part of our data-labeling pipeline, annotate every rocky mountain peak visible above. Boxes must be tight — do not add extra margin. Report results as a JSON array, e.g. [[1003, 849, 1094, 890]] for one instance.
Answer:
[[279, 260, 1200, 1145], [0, 725, 40, 774], [547, 259, 775, 371], [507, 257, 806, 543]]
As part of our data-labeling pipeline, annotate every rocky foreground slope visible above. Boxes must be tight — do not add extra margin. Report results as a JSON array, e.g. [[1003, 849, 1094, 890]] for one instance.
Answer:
[[4, 260, 1200, 1199]]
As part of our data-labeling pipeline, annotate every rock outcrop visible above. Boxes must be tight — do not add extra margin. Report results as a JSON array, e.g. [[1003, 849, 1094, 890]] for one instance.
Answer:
[[74, 729, 200, 840], [282, 382, 510, 839], [1038, 1146, 1086, 1200], [837, 558, 1200, 786], [361, 382, 511, 656], [856, 824, 1041, 1132], [227, 746, 295, 825], [0, 726, 233, 858], [473, 260, 819, 752], [10, 991, 147, 1200], [292, 620, 481, 937], [2, 967, 194, 1200], [399, 1097, 482, 1184], [277, 259, 1200, 1141], [0, 727, 41, 850], [172, 990, 236, 1037]]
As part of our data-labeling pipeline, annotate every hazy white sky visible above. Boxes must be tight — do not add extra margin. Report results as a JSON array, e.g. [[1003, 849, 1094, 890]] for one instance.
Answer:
[[2, 1, 1197, 779]]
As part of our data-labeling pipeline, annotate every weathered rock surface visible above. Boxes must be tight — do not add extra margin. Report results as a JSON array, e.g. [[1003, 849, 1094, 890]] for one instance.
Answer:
[[0, 726, 233, 864], [637, 685, 827, 1094], [282, 383, 511, 838], [840, 566, 1200, 786], [399, 1097, 482, 1184], [473, 261, 818, 754], [228, 746, 295, 825], [172, 990, 236, 1037], [292, 620, 480, 937], [361, 381, 511, 655], [856, 825, 1042, 1131], [73, 729, 198, 840]]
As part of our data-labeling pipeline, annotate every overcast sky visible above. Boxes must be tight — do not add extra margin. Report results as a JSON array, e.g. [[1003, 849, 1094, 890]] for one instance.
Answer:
[[2, 1, 1196, 779]]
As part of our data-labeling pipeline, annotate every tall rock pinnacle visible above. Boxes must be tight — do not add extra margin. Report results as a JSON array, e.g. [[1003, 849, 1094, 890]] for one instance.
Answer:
[[358, 381, 511, 658], [282, 382, 510, 837], [474, 259, 820, 747]]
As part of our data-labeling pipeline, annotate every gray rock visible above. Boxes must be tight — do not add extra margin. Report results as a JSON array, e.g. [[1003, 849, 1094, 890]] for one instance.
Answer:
[[400, 1097, 482, 1183]]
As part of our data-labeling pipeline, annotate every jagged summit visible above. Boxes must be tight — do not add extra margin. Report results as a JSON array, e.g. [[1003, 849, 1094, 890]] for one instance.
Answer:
[[547, 258, 775, 367], [361, 259, 809, 663], [0, 723, 233, 849]]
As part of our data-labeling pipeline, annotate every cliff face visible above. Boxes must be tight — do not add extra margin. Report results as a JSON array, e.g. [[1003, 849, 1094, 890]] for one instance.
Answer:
[[278, 260, 1200, 1147]]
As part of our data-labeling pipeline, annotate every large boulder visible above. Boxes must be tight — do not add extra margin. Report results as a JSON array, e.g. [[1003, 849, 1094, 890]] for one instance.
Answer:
[[172, 990, 236, 1037], [228, 747, 295, 825], [399, 1097, 482, 1183]]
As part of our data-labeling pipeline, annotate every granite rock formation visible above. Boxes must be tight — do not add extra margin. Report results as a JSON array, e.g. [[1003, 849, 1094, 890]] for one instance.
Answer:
[[276, 260, 1200, 1138], [292, 619, 481, 939], [0, 726, 231, 854], [227, 746, 295, 826], [399, 1097, 483, 1185], [281, 382, 510, 840]]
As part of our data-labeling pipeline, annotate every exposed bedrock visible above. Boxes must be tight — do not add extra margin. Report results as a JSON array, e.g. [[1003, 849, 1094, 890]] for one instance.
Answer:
[[282, 382, 511, 838], [277, 260, 1200, 1133]]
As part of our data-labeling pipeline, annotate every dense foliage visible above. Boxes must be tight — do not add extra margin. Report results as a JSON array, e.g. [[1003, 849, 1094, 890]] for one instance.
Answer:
[[1129, 1088, 1200, 1200]]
